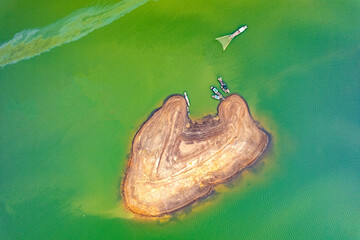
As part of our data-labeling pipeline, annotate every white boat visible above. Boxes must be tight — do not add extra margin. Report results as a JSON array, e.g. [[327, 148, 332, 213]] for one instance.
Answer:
[[212, 95, 221, 100], [210, 86, 224, 100], [217, 77, 230, 93], [216, 25, 248, 50], [184, 91, 190, 106]]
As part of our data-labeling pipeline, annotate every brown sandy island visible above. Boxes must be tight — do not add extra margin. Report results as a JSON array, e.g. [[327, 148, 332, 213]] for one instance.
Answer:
[[122, 94, 269, 217]]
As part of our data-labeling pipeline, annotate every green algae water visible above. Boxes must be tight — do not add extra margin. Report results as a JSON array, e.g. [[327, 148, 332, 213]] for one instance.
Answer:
[[1, 0, 359, 239]]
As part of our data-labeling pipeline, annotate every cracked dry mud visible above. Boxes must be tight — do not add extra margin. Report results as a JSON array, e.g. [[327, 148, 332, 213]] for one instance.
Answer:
[[123, 94, 269, 216]]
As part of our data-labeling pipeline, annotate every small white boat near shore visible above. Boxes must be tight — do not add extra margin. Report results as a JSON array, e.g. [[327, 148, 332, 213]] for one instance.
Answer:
[[184, 91, 190, 106]]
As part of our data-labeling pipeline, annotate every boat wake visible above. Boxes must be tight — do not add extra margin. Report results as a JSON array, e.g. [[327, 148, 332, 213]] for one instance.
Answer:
[[216, 25, 248, 51], [0, 0, 148, 68], [216, 35, 232, 51]]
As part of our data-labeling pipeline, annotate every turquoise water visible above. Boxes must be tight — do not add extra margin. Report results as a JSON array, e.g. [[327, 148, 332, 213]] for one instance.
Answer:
[[1, 0, 359, 239]]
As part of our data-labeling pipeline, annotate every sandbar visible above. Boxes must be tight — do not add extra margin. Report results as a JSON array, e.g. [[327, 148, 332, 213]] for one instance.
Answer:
[[122, 94, 269, 216]]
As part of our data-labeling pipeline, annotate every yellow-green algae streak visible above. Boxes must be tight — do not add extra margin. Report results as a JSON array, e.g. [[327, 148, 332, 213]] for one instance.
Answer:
[[0, 0, 148, 68], [0, 0, 359, 239]]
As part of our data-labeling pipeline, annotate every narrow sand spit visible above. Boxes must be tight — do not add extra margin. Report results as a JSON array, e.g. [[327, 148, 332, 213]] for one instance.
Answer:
[[123, 94, 268, 216]]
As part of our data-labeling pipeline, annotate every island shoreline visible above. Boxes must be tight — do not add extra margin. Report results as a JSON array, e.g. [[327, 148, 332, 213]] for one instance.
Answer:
[[121, 93, 271, 217]]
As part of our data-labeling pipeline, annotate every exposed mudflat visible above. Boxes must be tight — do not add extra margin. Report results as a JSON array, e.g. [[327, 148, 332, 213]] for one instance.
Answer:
[[123, 94, 269, 216]]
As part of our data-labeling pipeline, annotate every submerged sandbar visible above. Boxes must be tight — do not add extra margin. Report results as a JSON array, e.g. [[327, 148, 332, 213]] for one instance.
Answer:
[[122, 94, 268, 216]]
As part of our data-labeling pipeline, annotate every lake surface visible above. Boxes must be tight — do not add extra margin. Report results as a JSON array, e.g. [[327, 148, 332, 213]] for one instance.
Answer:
[[1, 0, 359, 239]]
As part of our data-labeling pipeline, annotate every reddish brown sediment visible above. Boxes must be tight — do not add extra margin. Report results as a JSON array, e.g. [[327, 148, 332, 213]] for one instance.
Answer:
[[122, 94, 268, 217]]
